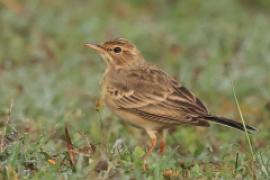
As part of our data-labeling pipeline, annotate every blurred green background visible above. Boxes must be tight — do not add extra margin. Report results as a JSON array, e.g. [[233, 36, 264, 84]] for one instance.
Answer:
[[0, 0, 269, 179]]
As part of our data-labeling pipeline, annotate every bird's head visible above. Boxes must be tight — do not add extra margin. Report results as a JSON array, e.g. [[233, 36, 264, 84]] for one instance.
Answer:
[[85, 38, 144, 68]]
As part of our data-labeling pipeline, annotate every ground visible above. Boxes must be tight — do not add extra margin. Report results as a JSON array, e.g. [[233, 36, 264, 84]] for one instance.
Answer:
[[0, 0, 270, 179]]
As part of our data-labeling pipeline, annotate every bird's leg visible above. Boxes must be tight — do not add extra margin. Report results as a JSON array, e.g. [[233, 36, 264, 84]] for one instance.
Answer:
[[143, 130, 157, 171], [159, 130, 166, 155]]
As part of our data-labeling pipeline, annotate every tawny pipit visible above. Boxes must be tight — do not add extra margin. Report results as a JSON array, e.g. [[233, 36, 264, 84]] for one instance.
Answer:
[[85, 38, 256, 165]]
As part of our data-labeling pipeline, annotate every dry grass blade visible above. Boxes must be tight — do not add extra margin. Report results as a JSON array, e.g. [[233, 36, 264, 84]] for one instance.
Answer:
[[65, 125, 76, 171]]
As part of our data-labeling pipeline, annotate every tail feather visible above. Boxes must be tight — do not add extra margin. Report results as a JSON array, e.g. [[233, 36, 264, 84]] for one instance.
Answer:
[[200, 115, 256, 133]]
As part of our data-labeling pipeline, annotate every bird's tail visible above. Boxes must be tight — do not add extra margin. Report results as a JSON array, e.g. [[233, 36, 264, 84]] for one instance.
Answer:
[[200, 115, 256, 133]]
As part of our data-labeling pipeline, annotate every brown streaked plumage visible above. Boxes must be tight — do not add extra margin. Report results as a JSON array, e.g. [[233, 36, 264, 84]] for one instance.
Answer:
[[85, 38, 256, 169]]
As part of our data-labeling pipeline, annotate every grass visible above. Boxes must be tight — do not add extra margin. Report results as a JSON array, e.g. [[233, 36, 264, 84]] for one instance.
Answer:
[[0, 0, 270, 179], [232, 81, 254, 159]]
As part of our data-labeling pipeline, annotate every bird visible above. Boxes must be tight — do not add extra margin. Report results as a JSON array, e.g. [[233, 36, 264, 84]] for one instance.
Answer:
[[85, 38, 256, 169]]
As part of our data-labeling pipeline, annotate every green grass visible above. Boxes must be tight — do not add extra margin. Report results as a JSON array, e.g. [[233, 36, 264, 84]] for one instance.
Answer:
[[0, 0, 270, 179]]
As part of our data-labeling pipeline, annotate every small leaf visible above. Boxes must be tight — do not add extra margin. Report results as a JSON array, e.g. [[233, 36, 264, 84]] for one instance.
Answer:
[[132, 146, 145, 159], [47, 159, 56, 165]]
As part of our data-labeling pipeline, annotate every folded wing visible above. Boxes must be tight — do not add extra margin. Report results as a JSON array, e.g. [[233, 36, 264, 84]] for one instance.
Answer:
[[106, 65, 210, 126]]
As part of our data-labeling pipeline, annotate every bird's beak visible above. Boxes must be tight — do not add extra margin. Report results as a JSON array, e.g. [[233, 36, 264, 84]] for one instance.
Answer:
[[84, 43, 106, 54]]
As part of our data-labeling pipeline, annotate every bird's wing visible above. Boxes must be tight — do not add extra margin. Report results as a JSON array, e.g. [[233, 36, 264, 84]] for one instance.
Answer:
[[106, 65, 209, 125]]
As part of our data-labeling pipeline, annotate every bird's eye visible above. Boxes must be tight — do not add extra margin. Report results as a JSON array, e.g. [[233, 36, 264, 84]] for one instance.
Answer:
[[113, 47, 122, 53]]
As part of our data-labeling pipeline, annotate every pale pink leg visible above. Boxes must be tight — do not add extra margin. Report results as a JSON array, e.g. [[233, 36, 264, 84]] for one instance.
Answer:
[[143, 130, 157, 171], [159, 130, 166, 155]]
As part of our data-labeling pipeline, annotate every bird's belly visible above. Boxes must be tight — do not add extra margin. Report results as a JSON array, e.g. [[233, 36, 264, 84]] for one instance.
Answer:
[[115, 109, 164, 130], [106, 105, 163, 130]]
